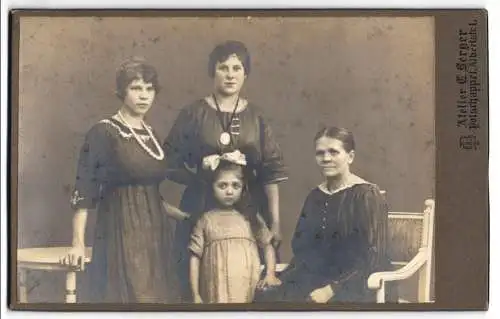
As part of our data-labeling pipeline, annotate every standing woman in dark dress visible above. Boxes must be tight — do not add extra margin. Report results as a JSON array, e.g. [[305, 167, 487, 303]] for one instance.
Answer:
[[163, 40, 288, 302], [258, 127, 394, 303], [60, 57, 186, 303]]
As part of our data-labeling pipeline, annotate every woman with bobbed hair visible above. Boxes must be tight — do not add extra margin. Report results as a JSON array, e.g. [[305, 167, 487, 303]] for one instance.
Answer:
[[61, 57, 184, 303]]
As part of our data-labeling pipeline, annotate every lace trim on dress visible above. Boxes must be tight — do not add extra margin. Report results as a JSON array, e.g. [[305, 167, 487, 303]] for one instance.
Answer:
[[99, 119, 152, 142]]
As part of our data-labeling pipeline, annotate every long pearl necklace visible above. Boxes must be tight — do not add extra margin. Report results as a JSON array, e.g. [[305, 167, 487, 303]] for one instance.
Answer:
[[117, 111, 165, 161]]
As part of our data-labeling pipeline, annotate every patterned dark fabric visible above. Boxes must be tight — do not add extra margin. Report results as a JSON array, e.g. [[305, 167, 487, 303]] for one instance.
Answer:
[[71, 118, 178, 303], [256, 184, 397, 303]]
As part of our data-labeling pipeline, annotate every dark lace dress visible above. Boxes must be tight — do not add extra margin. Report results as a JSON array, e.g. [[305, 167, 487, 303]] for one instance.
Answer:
[[163, 99, 288, 301], [257, 183, 396, 303], [70, 118, 178, 303]]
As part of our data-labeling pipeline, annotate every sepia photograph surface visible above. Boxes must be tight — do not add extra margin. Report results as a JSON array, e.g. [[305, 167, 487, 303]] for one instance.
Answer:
[[13, 12, 438, 309]]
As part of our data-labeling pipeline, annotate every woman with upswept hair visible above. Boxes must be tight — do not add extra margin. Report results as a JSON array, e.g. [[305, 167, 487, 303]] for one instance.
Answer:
[[257, 127, 394, 303]]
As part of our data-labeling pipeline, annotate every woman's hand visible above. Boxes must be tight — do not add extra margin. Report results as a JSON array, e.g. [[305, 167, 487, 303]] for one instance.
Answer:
[[257, 274, 282, 290], [309, 284, 335, 303], [201, 154, 221, 171], [193, 294, 203, 304], [59, 246, 86, 271], [161, 199, 192, 222], [183, 162, 198, 175]]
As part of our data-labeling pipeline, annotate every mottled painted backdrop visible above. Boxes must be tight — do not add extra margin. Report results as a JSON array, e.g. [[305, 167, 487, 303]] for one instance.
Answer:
[[17, 16, 435, 302]]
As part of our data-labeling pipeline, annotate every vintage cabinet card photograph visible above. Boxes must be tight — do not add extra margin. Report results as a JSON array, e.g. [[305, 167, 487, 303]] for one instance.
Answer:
[[7, 9, 489, 311]]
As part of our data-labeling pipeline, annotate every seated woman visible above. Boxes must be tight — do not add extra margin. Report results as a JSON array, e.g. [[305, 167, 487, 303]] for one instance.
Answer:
[[257, 126, 395, 303]]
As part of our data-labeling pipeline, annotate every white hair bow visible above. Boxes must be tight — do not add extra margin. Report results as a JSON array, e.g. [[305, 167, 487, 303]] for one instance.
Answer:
[[202, 150, 247, 171]]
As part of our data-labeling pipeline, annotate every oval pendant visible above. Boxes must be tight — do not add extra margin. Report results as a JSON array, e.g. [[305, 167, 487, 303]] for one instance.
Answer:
[[219, 132, 231, 145]]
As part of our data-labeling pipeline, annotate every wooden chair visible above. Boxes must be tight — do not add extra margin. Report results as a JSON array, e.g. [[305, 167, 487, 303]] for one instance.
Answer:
[[266, 195, 435, 304], [367, 199, 435, 303]]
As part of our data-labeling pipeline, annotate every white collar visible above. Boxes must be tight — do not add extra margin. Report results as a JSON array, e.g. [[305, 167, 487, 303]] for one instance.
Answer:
[[317, 174, 372, 195]]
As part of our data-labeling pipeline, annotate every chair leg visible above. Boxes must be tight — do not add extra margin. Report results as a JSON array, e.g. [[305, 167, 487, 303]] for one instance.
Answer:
[[377, 283, 386, 303], [417, 263, 429, 302], [65, 271, 77, 303], [18, 269, 28, 303]]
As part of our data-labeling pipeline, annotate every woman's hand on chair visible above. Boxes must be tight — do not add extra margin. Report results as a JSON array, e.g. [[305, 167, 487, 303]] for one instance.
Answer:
[[257, 274, 282, 290], [309, 284, 335, 303], [60, 246, 86, 271]]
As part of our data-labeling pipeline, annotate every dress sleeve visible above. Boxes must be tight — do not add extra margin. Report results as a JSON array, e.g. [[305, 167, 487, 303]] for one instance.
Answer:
[[328, 185, 389, 285], [70, 124, 110, 210], [188, 215, 207, 258], [257, 115, 288, 185], [363, 185, 390, 272], [163, 106, 198, 185]]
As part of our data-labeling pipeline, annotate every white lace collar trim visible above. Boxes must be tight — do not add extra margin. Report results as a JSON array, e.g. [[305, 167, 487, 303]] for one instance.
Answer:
[[317, 174, 373, 195], [99, 118, 152, 140]]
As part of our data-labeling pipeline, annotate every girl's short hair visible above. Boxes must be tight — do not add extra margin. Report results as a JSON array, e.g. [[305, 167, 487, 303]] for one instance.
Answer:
[[206, 160, 264, 235], [115, 56, 160, 100], [203, 160, 249, 210]]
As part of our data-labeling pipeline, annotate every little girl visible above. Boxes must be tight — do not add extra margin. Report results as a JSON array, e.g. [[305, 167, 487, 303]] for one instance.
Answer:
[[189, 157, 281, 303]]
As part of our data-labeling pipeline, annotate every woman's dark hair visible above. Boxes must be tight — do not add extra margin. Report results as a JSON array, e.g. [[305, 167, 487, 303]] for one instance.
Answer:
[[208, 40, 251, 78], [115, 56, 160, 101], [314, 126, 356, 152]]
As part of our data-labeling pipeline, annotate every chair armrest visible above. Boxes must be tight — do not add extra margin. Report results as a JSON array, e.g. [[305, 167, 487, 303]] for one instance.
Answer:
[[367, 249, 428, 290]]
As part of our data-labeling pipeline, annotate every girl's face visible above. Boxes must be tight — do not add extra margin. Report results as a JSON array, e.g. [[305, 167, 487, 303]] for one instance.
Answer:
[[213, 169, 244, 208], [123, 77, 156, 116], [315, 136, 354, 178], [213, 54, 246, 97]]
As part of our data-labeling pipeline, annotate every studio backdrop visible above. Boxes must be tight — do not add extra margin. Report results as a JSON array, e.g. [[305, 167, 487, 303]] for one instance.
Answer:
[[16, 15, 435, 301]]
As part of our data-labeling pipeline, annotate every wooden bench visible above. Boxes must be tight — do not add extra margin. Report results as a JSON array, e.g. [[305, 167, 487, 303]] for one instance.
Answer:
[[17, 246, 92, 303]]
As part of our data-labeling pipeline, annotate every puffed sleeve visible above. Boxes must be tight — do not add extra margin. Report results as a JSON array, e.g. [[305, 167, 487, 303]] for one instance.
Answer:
[[258, 115, 288, 185], [163, 105, 198, 185], [188, 215, 207, 258], [362, 185, 390, 273], [70, 124, 111, 210], [327, 184, 389, 285]]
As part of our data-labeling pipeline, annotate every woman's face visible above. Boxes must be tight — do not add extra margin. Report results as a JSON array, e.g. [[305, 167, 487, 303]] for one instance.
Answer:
[[315, 136, 354, 178], [213, 54, 246, 97], [213, 170, 244, 207], [123, 77, 156, 116]]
